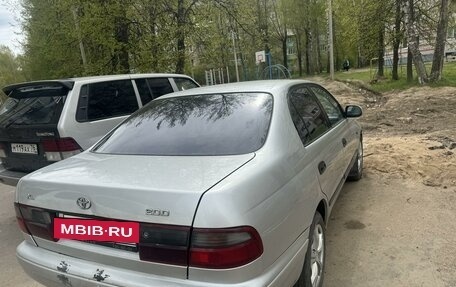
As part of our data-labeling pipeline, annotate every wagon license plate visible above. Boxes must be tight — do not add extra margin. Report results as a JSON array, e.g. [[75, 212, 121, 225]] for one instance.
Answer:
[[11, 143, 38, 154]]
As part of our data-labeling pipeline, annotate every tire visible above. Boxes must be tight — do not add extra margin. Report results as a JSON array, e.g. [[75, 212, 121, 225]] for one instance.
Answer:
[[347, 136, 363, 181], [294, 212, 326, 287]]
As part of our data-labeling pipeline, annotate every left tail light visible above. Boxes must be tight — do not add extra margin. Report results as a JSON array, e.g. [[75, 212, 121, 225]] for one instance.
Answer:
[[14, 203, 56, 241]]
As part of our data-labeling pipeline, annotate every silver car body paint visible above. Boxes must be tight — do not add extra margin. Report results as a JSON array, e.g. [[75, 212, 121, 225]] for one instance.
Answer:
[[15, 80, 362, 286]]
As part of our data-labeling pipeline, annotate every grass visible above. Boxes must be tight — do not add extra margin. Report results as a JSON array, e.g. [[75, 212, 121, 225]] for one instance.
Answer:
[[333, 61, 456, 93]]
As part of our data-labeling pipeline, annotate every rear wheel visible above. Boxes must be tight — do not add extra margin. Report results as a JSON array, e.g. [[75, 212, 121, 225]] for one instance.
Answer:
[[294, 212, 326, 287], [348, 136, 363, 181]]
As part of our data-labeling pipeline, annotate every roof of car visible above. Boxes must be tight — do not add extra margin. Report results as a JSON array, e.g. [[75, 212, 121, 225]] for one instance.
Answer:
[[2, 73, 194, 95], [160, 79, 316, 99], [67, 73, 193, 82]]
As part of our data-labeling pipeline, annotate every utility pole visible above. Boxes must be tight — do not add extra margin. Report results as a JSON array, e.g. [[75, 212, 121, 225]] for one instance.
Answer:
[[328, 0, 334, 80], [232, 31, 240, 82]]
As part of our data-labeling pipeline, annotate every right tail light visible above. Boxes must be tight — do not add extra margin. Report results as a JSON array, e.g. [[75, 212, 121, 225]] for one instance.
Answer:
[[139, 224, 263, 269]]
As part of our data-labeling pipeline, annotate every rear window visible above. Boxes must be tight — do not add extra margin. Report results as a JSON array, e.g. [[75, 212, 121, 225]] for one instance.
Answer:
[[0, 86, 68, 126], [93, 93, 273, 156]]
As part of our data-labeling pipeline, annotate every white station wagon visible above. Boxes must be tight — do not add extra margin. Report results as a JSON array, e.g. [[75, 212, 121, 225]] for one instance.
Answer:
[[14, 80, 363, 287], [0, 74, 199, 185]]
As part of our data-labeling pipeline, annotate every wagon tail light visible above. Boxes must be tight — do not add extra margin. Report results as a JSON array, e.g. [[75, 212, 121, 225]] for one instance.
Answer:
[[41, 137, 82, 161], [139, 224, 263, 269], [15, 203, 56, 241]]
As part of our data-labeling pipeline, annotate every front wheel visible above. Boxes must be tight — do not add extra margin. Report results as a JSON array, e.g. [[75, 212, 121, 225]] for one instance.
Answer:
[[294, 212, 326, 287]]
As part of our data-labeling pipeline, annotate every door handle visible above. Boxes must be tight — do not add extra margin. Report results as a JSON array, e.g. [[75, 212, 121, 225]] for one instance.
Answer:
[[342, 138, 347, 147], [318, 161, 327, 175]]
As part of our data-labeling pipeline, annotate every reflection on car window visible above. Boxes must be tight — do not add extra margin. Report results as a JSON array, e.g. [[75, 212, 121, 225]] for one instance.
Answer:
[[289, 87, 329, 144], [0, 86, 67, 126], [93, 93, 273, 156], [310, 86, 343, 125], [78, 80, 138, 122]]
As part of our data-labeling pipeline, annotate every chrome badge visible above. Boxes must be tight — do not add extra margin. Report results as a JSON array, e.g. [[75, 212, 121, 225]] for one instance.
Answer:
[[76, 197, 91, 210]]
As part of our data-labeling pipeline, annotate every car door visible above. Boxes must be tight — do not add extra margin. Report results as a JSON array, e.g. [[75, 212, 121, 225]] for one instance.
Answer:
[[288, 85, 346, 205], [308, 84, 353, 205]]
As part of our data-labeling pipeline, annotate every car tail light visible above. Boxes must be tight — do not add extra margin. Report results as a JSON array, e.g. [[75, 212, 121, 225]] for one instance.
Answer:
[[0, 142, 6, 158], [42, 137, 82, 161], [139, 223, 190, 266], [138, 224, 263, 269], [189, 226, 263, 269], [14, 203, 56, 241]]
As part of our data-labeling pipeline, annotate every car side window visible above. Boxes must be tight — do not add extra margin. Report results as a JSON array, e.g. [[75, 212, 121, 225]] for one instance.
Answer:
[[173, 78, 199, 91], [309, 85, 344, 125], [288, 87, 330, 145], [77, 80, 138, 122], [135, 78, 174, 106]]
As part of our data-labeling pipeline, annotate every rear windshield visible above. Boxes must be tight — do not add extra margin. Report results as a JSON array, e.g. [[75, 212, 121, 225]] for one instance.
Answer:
[[0, 86, 68, 127], [93, 92, 273, 156]]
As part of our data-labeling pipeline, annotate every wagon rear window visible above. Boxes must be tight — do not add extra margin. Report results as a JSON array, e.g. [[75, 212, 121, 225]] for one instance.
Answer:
[[0, 86, 67, 126], [93, 93, 273, 155]]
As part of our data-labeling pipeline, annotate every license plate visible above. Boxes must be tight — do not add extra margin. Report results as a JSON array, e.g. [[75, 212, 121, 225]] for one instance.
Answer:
[[54, 218, 139, 243], [11, 143, 38, 154]]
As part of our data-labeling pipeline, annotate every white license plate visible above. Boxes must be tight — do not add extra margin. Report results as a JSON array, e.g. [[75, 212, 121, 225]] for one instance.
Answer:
[[11, 143, 38, 154]]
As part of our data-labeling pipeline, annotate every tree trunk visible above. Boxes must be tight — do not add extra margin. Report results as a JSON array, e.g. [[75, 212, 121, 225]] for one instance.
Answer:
[[175, 0, 186, 74], [430, 0, 450, 82], [114, 11, 130, 74], [407, 47, 413, 82], [392, 0, 402, 80], [377, 22, 385, 78], [403, 0, 428, 84], [296, 30, 303, 76], [305, 28, 312, 74], [315, 27, 322, 73], [282, 29, 288, 69]]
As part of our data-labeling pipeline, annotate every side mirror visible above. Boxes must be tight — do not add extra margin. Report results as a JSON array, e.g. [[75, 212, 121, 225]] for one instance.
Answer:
[[345, 105, 362, 118]]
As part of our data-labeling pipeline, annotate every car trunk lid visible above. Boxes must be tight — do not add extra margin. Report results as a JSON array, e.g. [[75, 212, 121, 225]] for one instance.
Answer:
[[15, 152, 254, 277]]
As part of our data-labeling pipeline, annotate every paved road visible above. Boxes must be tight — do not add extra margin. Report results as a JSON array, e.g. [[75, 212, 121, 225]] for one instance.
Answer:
[[0, 183, 42, 287]]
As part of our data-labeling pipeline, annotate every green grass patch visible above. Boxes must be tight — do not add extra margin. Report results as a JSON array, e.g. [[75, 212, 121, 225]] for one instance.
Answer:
[[333, 61, 456, 93]]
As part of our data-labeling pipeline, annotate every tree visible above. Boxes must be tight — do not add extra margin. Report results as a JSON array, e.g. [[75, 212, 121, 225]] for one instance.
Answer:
[[0, 46, 25, 99], [392, 0, 403, 80], [430, 0, 451, 82], [403, 0, 429, 84]]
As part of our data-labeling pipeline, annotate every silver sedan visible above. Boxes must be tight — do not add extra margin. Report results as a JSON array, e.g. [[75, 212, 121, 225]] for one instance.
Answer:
[[14, 80, 363, 287]]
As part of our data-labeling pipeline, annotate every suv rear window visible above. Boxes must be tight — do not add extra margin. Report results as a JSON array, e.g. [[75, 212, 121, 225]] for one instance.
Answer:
[[93, 93, 273, 156], [0, 85, 68, 126]]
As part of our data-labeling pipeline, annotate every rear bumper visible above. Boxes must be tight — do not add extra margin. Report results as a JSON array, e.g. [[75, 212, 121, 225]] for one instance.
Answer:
[[17, 235, 308, 287], [0, 164, 27, 186]]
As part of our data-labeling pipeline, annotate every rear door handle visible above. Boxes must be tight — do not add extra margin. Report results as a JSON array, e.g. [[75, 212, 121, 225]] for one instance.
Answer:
[[342, 138, 347, 147], [318, 161, 327, 175]]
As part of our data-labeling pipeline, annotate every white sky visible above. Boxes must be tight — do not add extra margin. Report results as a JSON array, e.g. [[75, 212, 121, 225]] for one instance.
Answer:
[[0, 0, 23, 55]]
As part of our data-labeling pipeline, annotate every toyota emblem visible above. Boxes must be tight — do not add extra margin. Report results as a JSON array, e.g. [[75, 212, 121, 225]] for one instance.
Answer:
[[76, 197, 91, 210]]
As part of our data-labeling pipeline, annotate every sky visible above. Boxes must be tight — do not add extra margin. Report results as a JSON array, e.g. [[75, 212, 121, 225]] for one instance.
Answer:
[[0, 0, 23, 55]]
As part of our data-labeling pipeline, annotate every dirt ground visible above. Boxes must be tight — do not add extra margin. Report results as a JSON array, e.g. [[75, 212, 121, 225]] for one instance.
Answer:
[[322, 79, 456, 287]]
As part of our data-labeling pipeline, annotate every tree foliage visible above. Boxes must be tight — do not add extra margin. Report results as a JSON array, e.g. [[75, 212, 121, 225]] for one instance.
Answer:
[[9, 0, 453, 84], [0, 46, 25, 99]]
